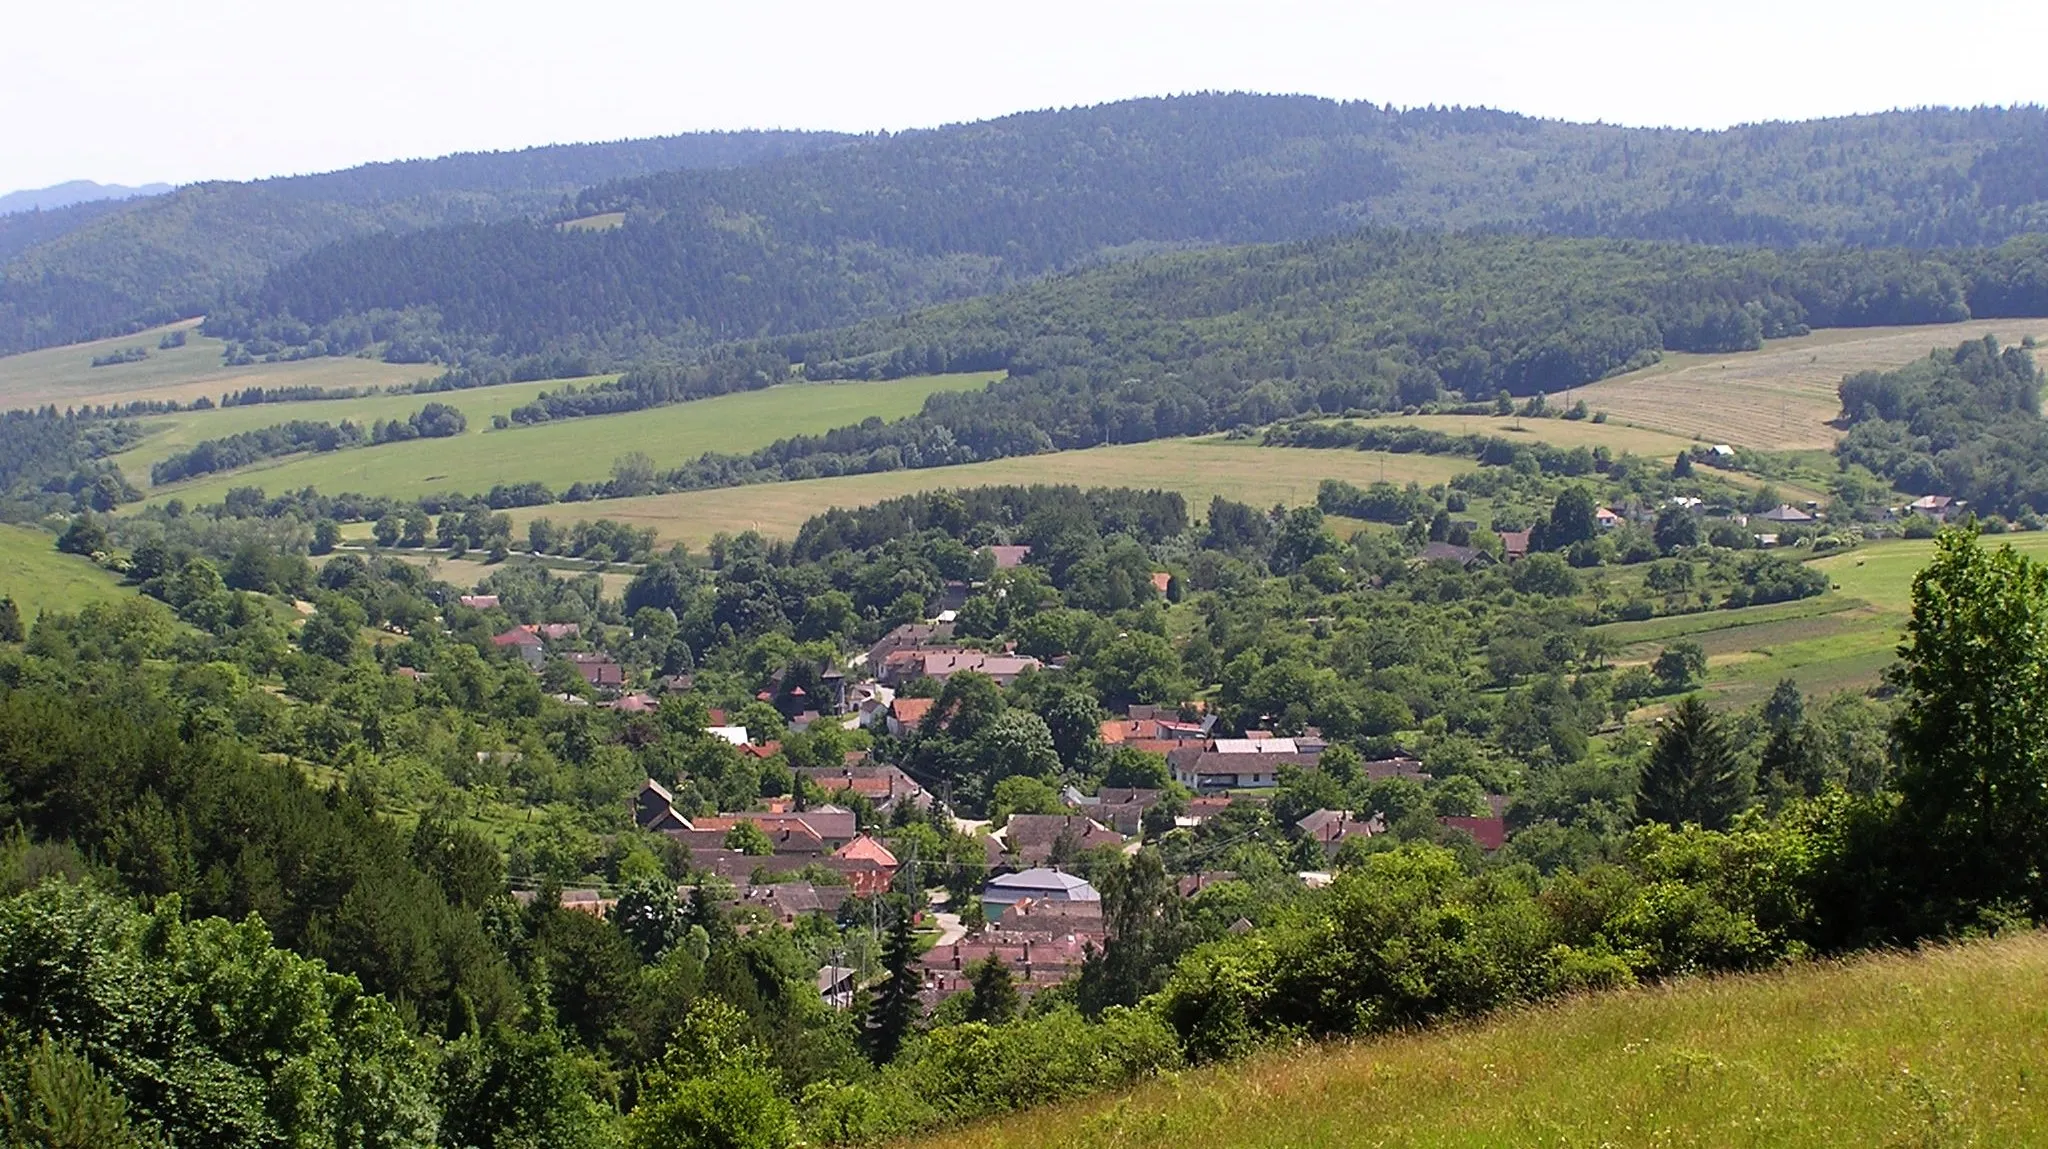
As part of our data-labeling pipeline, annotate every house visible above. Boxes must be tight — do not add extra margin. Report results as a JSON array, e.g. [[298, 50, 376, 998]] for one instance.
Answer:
[[736, 882, 852, 925], [818, 965, 859, 1010], [981, 868, 1100, 921], [1710, 444, 1735, 458], [736, 741, 783, 760], [1498, 530, 1532, 561], [1099, 717, 1207, 744], [1594, 506, 1625, 530], [1362, 756, 1432, 782], [565, 653, 624, 693], [1438, 815, 1508, 851], [1906, 494, 1961, 522], [864, 622, 956, 671], [606, 692, 658, 713], [633, 779, 690, 832], [795, 764, 931, 816], [1061, 787, 1163, 836], [1754, 533, 1781, 548], [1176, 871, 1238, 897], [831, 835, 899, 895], [1296, 809, 1385, 855], [707, 725, 749, 746], [1168, 748, 1319, 792], [908, 651, 1043, 687], [491, 627, 547, 669], [458, 594, 500, 609], [984, 545, 1032, 570], [1758, 504, 1815, 524], [1416, 541, 1491, 569], [1210, 737, 1302, 755], [997, 814, 1125, 865], [887, 696, 937, 737], [1149, 571, 1172, 596], [537, 622, 582, 641]]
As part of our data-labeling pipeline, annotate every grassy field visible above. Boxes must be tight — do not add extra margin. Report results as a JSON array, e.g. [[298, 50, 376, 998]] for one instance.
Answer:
[[0, 523, 132, 624], [0, 320, 433, 411], [1596, 533, 2048, 705], [503, 438, 1476, 549], [144, 372, 1001, 506], [558, 211, 626, 232], [1573, 319, 2048, 451], [112, 377, 579, 481], [905, 931, 2048, 1149]]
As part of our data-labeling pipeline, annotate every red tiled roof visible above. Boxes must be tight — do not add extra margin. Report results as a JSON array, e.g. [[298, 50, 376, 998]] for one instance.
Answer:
[[892, 697, 936, 725], [1439, 815, 1507, 851]]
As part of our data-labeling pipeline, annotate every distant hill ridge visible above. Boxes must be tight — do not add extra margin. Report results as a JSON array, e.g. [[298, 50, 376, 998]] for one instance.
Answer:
[[0, 130, 852, 356], [0, 180, 173, 215], [208, 94, 2048, 366]]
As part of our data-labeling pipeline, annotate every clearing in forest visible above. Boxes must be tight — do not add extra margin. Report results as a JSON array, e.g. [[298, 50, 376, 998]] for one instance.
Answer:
[[901, 931, 2048, 1149], [1571, 318, 2048, 451]]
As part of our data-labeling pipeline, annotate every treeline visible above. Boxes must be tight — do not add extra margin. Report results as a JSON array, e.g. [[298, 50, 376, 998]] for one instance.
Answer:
[[792, 486, 1191, 560], [149, 403, 468, 485], [200, 96, 2048, 365], [0, 408, 143, 520], [1837, 336, 2048, 515]]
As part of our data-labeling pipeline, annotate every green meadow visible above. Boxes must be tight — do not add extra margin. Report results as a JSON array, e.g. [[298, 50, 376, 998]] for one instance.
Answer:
[[900, 931, 2048, 1149], [140, 372, 1002, 505], [0, 523, 131, 624]]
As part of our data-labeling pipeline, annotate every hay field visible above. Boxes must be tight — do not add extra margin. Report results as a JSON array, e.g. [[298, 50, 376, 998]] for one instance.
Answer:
[[143, 372, 1000, 506], [0, 320, 433, 411], [902, 931, 2048, 1149], [505, 438, 1475, 549], [1573, 319, 2048, 451], [0, 523, 132, 624]]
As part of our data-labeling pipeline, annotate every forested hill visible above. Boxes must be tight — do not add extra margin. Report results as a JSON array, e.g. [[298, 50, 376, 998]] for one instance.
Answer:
[[0, 130, 849, 356], [206, 95, 2048, 364]]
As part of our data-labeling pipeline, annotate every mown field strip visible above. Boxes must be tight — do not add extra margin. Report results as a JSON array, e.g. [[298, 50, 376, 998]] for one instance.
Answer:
[[502, 439, 1476, 549]]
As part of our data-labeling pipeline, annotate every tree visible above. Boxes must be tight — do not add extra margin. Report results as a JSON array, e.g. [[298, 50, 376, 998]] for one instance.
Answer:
[[1653, 505, 1699, 551], [1892, 529, 2048, 918], [866, 899, 920, 1063], [1636, 696, 1746, 830], [1075, 849, 1184, 1016], [1652, 640, 1707, 692], [55, 515, 106, 557], [1542, 486, 1598, 550], [725, 821, 774, 856], [0, 597, 22, 643], [964, 955, 1019, 1024], [988, 775, 1061, 826], [311, 519, 341, 555], [625, 999, 795, 1149], [1672, 451, 1694, 478]]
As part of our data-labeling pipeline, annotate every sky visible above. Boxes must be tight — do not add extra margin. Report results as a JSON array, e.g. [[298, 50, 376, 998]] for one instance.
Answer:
[[4, 0, 2046, 194]]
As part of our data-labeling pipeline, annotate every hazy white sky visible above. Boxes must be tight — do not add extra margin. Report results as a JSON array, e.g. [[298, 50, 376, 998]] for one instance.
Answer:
[[3, 0, 2045, 193]]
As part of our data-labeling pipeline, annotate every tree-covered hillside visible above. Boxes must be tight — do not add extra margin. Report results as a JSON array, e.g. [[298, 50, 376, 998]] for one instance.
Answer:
[[208, 95, 2048, 364], [0, 131, 849, 356]]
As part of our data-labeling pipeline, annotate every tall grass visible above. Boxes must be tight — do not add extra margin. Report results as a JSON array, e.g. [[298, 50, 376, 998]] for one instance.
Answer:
[[904, 933, 2048, 1148]]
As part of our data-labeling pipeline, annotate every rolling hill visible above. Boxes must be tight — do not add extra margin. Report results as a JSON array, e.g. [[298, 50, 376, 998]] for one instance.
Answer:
[[0, 130, 849, 355], [209, 96, 2048, 363], [0, 179, 171, 215], [902, 931, 2048, 1149]]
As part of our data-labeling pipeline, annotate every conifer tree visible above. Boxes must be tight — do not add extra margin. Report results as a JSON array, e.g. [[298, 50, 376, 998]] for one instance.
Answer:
[[1636, 696, 1746, 829], [964, 955, 1018, 1024], [0, 596, 22, 643], [866, 898, 920, 1063]]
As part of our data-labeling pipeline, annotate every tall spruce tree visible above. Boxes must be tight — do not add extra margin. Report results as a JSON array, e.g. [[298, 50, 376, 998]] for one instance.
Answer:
[[964, 955, 1018, 1024], [866, 898, 920, 1064], [0, 596, 22, 643], [1636, 696, 1746, 829]]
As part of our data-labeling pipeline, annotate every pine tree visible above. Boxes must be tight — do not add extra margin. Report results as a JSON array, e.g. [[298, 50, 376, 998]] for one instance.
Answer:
[[964, 955, 1018, 1024], [865, 898, 920, 1064], [0, 596, 23, 643], [1636, 696, 1747, 829]]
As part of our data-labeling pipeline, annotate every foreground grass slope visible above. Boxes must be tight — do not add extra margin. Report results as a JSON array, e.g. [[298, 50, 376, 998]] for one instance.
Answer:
[[909, 932, 2048, 1149]]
